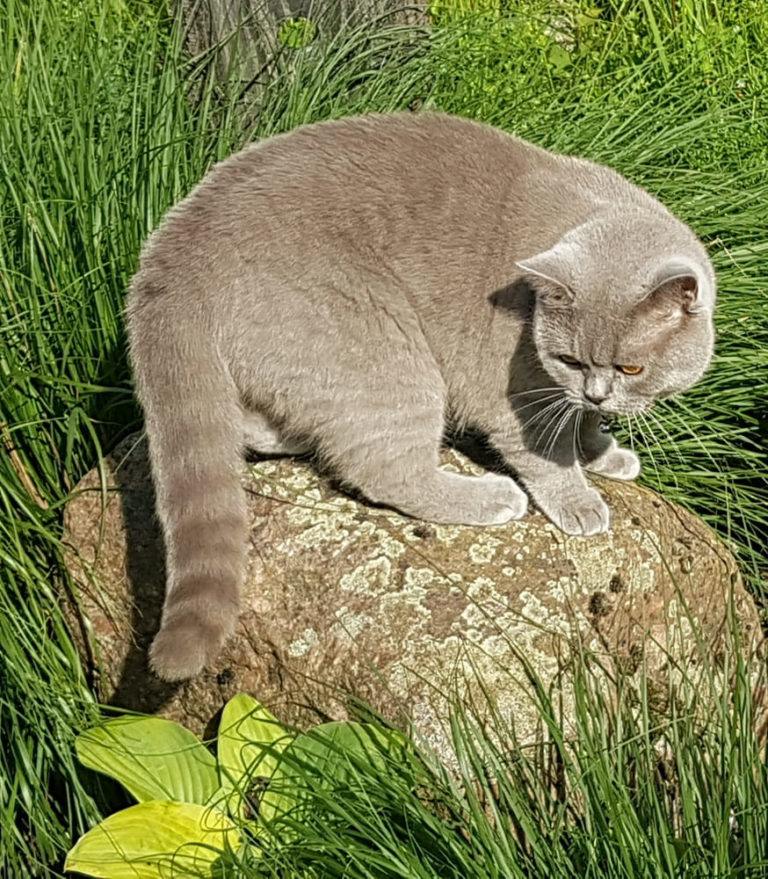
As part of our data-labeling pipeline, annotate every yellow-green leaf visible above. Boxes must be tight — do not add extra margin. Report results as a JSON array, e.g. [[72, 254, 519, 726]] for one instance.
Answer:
[[259, 722, 406, 826], [548, 43, 572, 70], [76, 717, 218, 805], [215, 694, 292, 818], [277, 17, 317, 49], [576, 7, 602, 27], [65, 801, 241, 878]]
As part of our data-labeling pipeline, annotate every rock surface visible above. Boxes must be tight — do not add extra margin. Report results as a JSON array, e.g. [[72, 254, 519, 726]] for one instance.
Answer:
[[62, 434, 764, 751]]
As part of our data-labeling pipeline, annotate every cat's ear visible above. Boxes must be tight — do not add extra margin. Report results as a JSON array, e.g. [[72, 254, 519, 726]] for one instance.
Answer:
[[515, 241, 576, 306], [642, 258, 711, 320]]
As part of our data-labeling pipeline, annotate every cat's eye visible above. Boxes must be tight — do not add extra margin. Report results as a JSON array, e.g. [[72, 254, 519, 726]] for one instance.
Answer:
[[616, 364, 644, 375], [559, 354, 581, 367]]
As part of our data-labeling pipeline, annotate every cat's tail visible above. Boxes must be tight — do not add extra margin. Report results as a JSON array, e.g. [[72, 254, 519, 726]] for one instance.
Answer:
[[126, 277, 247, 681]]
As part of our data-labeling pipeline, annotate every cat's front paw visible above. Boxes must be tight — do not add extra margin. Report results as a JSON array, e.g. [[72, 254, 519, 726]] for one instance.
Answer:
[[536, 485, 610, 536], [584, 446, 641, 481], [473, 472, 529, 525]]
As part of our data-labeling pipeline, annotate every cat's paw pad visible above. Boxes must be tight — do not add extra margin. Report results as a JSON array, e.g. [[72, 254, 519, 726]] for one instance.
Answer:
[[585, 447, 641, 481], [542, 487, 610, 536]]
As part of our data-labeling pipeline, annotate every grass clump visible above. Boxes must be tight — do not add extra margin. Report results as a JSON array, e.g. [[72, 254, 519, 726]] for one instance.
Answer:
[[1, 0, 767, 874], [240, 639, 768, 878]]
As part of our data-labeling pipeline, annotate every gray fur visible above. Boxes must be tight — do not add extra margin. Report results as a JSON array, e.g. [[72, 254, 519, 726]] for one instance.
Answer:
[[126, 112, 716, 680]]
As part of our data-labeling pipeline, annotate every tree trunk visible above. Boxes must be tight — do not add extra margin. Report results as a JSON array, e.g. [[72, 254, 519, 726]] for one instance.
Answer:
[[176, 0, 430, 87]]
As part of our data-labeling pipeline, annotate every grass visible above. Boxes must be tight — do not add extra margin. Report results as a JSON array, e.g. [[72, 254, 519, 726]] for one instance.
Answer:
[[243, 640, 768, 878], [0, 0, 767, 874]]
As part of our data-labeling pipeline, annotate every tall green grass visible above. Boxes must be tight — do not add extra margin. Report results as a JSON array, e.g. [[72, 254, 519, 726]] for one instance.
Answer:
[[0, 2, 433, 872], [247, 643, 768, 878], [1, 0, 767, 873]]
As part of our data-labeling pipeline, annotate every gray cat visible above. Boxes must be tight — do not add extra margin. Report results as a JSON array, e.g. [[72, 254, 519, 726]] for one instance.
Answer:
[[127, 112, 716, 681]]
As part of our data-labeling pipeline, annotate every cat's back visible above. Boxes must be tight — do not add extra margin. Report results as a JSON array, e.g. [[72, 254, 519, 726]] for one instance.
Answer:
[[141, 114, 552, 259], [204, 112, 538, 197], [135, 112, 650, 291], [196, 111, 639, 214]]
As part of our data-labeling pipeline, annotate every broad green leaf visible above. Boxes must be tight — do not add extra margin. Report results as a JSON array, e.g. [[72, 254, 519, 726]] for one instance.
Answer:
[[65, 801, 241, 878], [215, 694, 292, 818], [259, 722, 406, 825], [548, 43, 572, 71], [76, 717, 219, 805]]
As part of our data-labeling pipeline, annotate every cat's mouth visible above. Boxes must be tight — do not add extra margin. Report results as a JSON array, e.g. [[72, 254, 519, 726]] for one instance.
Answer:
[[563, 390, 654, 418], [593, 401, 654, 418], [570, 397, 653, 418]]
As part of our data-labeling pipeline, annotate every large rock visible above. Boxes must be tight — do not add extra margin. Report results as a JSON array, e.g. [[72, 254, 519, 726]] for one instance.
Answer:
[[62, 435, 764, 751]]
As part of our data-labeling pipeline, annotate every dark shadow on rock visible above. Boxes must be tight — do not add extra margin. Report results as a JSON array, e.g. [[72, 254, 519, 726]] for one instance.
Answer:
[[448, 427, 509, 473], [108, 436, 181, 713]]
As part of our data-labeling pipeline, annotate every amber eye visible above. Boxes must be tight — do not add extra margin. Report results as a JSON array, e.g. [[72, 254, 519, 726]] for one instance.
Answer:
[[617, 364, 644, 376], [559, 354, 581, 367]]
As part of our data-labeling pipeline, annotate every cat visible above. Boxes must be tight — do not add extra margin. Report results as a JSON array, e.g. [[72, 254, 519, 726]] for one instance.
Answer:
[[126, 112, 716, 681]]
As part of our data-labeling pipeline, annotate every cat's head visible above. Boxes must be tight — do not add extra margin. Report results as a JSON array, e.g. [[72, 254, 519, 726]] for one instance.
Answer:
[[516, 212, 716, 417]]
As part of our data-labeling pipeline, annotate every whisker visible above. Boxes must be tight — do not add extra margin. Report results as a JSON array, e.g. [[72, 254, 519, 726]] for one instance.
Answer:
[[575, 410, 588, 460], [625, 413, 635, 454], [647, 409, 685, 467], [642, 411, 682, 494], [572, 408, 583, 464], [636, 411, 665, 489], [523, 399, 568, 450], [553, 407, 578, 460], [639, 411, 672, 471], [521, 397, 569, 433], [513, 392, 567, 416], [508, 386, 567, 399], [543, 403, 575, 460]]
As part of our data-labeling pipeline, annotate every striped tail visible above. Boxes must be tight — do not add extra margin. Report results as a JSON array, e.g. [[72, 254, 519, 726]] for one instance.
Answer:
[[127, 279, 247, 680]]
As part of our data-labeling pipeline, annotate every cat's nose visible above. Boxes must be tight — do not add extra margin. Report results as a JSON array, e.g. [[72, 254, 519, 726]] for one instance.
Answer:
[[583, 390, 608, 406]]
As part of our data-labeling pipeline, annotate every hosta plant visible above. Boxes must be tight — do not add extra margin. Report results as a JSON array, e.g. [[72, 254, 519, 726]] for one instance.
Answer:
[[65, 694, 402, 877]]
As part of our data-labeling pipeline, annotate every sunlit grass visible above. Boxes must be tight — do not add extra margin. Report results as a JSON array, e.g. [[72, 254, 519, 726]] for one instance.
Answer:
[[244, 622, 768, 878]]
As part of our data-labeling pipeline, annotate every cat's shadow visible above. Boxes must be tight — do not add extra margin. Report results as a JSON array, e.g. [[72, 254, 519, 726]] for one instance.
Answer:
[[108, 440, 181, 714]]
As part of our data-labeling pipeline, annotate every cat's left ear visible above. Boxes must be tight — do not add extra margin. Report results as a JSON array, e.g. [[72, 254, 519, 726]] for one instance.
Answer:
[[645, 258, 712, 318], [515, 240, 577, 305]]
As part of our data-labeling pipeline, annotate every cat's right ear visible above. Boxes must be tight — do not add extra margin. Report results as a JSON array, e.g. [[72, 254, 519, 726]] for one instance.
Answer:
[[515, 241, 576, 307], [639, 257, 713, 321]]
